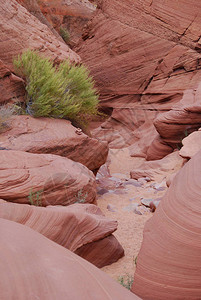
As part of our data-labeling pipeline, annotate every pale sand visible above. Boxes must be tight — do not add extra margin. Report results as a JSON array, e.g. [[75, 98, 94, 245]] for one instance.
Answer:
[[97, 148, 167, 283]]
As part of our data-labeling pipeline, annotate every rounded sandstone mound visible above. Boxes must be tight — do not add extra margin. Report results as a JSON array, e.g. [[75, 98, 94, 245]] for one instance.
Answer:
[[132, 150, 201, 299], [0, 202, 124, 267], [0, 218, 140, 300], [0, 115, 108, 173], [0, 150, 96, 206]]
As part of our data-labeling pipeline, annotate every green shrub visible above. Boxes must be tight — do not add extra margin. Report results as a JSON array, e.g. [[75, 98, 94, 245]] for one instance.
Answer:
[[117, 274, 134, 290], [13, 50, 99, 124], [60, 27, 70, 43]]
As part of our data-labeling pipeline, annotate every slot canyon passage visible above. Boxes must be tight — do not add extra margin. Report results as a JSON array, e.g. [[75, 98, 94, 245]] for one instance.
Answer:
[[1, 0, 201, 299]]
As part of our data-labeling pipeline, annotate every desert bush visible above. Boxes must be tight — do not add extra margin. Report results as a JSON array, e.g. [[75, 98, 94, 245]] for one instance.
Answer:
[[0, 105, 16, 133], [117, 274, 134, 290], [60, 26, 70, 43], [13, 50, 99, 124]]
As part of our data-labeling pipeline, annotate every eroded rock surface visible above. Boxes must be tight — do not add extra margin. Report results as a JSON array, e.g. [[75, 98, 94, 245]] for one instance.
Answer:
[[0, 150, 96, 206], [180, 128, 201, 159], [0, 218, 140, 300], [0, 115, 108, 173], [132, 150, 201, 299], [39, 0, 96, 46], [0, 0, 80, 68], [0, 60, 25, 105], [130, 151, 186, 181], [0, 201, 123, 267], [76, 0, 201, 151], [147, 85, 201, 160]]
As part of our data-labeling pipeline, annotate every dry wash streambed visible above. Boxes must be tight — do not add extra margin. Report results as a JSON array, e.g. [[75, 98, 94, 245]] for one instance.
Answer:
[[96, 148, 167, 284]]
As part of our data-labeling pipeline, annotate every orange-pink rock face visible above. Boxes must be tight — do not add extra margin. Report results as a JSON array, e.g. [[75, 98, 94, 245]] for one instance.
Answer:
[[76, 0, 201, 151], [0, 150, 96, 206], [0, 218, 140, 300], [146, 85, 201, 160], [38, 0, 96, 46], [132, 150, 201, 299], [180, 129, 201, 159], [0, 115, 108, 173], [0, 0, 80, 68], [0, 60, 25, 104], [0, 0, 80, 104], [0, 202, 124, 267]]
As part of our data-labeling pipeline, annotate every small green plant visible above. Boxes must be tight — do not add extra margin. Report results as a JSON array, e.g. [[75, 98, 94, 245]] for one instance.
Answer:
[[117, 274, 134, 290], [13, 49, 99, 124], [76, 189, 88, 203], [60, 26, 70, 44], [28, 189, 43, 206], [0, 105, 16, 133]]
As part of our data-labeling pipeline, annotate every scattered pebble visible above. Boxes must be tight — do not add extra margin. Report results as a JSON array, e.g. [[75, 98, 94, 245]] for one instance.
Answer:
[[107, 204, 117, 212], [140, 198, 153, 207]]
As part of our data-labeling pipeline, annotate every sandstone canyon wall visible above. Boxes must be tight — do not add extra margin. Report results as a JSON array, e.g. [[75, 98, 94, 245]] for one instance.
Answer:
[[76, 0, 201, 157], [132, 149, 201, 299]]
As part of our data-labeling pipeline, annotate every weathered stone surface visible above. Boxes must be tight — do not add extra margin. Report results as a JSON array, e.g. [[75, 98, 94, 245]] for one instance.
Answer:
[[0, 150, 96, 206], [0, 218, 140, 300], [147, 87, 201, 160], [75, 234, 124, 268], [76, 0, 201, 149], [132, 150, 201, 299], [0, 115, 108, 173], [39, 0, 96, 46], [0, 201, 123, 267], [16, 0, 63, 41], [0, 60, 25, 104], [130, 151, 186, 181], [0, 0, 80, 68], [179, 128, 201, 159]]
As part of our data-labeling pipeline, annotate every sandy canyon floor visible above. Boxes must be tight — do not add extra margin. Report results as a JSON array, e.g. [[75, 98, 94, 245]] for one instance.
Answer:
[[97, 148, 167, 284]]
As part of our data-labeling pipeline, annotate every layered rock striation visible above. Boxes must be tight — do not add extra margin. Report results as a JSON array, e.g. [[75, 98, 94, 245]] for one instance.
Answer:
[[132, 149, 201, 299]]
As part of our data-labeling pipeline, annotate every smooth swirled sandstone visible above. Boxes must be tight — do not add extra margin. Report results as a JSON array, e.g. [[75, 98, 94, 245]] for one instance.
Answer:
[[0, 150, 96, 206], [132, 150, 201, 299], [0, 115, 108, 173], [0, 218, 140, 300], [0, 202, 124, 267]]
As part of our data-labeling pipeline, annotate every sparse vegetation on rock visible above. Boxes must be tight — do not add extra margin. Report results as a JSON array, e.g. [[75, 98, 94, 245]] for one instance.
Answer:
[[13, 50, 99, 124]]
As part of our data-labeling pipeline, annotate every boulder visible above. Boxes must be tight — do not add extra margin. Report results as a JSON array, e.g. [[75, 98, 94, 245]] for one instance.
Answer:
[[132, 150, 201, 299], [130, 151, 186, 181], [75, 234, 124, 268], [0, 218, 140, 300], [76, 0, 201, 149], [0, 201, 124, 267], [0, 150, 96, 206], [0, 115, 108, 173], [179, 128, 201, 159]]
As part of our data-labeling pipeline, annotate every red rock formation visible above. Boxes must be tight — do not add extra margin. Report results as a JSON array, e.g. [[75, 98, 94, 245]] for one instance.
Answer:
[[38, 0, 96, 46], [76, 0, 201, 151], [147, 87, 201, 160], [0, 218, 140, 300], [180, 128, 201, 159], [0, 150, 96, 206], [16, 0, 63, 40], [130, 151, 186, 181], [0, 202, 124, 267], [75, 234, 124, 268], [0, 115, 108, 173], [0, 0, 80, 69], [132, 150, 201, 299], [0, 60, 25, 104]]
